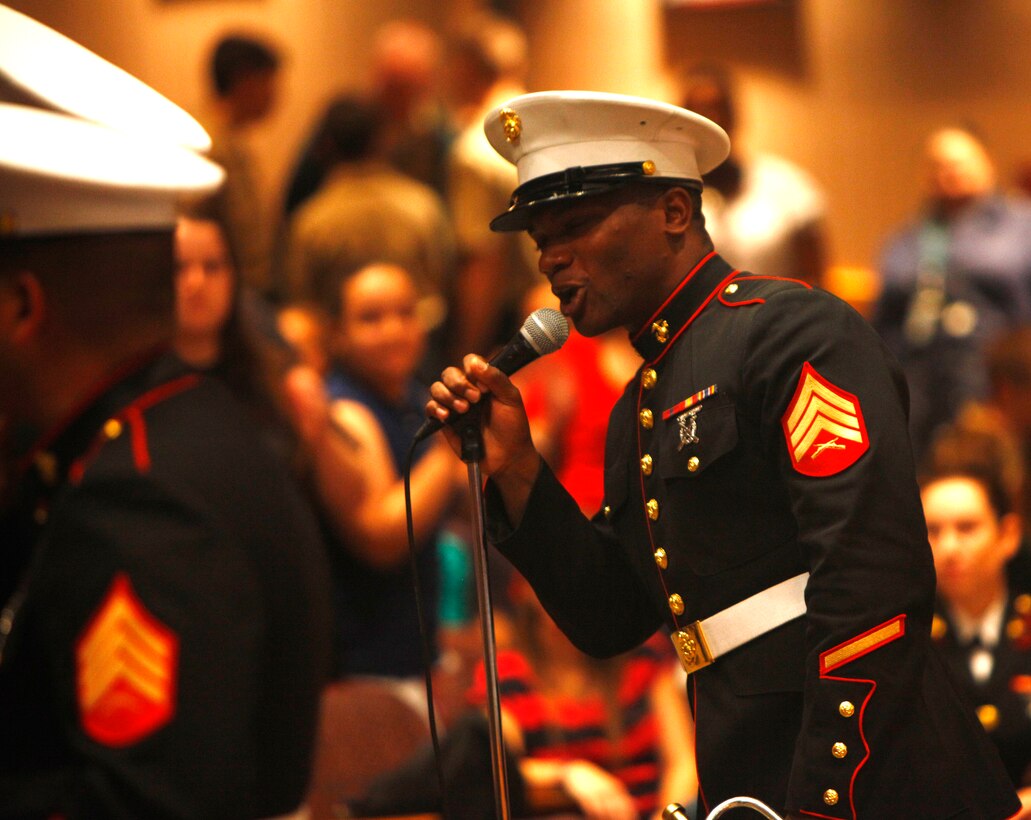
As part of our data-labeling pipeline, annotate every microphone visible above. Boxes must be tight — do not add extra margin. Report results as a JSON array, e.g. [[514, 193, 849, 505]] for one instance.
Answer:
[[415, 307, 570, 441]]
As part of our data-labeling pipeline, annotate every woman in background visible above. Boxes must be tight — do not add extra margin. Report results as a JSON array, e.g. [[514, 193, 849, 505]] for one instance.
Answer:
[[318, 262, 465, 700], [921, 428, 1031, 817]]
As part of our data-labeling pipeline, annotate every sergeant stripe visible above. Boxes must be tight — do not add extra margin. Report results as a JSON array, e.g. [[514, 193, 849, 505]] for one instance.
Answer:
[[820, 615, 906, 674], [785, 371, 857, 433]]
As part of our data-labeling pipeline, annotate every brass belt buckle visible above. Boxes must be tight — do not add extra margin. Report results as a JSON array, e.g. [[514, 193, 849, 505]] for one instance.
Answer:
[[671, 621, 714, 675]]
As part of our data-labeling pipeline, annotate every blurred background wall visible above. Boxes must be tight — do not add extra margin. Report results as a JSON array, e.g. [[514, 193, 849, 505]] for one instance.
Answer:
[[7, 0, 1031, 283]]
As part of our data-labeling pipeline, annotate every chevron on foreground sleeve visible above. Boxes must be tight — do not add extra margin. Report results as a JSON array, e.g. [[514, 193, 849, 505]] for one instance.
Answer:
[[781, 362, 869, 477], [76, 573, 178, 747]]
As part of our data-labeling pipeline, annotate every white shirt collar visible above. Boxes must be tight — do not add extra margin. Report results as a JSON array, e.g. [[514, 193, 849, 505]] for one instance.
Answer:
[[949, 592, 1007, 648]]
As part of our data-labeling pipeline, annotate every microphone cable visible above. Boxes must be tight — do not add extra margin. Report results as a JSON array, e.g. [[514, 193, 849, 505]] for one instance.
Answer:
[[402, 436, 453, 819]]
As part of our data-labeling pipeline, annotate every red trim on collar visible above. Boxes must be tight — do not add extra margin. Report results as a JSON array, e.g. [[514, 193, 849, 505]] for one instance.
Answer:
[[650, 269, 739, 367], [631, 250, 717, 345]]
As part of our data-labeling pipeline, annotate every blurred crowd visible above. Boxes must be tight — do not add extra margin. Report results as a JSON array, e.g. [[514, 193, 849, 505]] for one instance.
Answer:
[[7, 5, 1031, 819], [173, 10, 1031, 819]]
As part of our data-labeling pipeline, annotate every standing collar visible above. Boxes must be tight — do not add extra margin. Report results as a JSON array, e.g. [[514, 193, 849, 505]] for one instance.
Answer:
[[16, 346, 184, 491], [630, 251, 737, 362]]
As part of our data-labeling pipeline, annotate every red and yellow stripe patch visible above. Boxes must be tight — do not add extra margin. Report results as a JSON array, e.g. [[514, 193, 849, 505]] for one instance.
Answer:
[[76, 573, 178, 746], [820, 615, 906, 675]]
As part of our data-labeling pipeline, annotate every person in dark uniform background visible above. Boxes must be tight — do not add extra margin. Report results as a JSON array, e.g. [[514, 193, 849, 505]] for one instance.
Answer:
[[0, 7, 331, 817], [872, 126, 1031, 462], [920, 427, 1031, 817], [426, 91, 1020, 819]]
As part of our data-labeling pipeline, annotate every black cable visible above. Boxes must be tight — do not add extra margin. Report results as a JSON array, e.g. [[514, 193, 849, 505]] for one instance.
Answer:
[[403, 437, 453, 819]]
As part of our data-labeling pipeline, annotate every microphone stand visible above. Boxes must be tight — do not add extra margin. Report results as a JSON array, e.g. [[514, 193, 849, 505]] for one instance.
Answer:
[[455, 407, 511, 820]]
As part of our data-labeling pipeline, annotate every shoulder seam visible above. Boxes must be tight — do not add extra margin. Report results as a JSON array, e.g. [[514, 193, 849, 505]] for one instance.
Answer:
[[719, 275, 814, 308]]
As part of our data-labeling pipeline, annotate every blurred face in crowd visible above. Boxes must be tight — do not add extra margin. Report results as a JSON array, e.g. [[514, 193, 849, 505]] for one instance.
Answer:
[[174, 217, 235, 356], [528, 186, 680, 338], [926, 128, 995, 204], [334, 264, 425, 395], [373, 21, 440, 114], [922, 476, 1020, 609], [681, 78, 734, 135], [231, 68, 279, 125]]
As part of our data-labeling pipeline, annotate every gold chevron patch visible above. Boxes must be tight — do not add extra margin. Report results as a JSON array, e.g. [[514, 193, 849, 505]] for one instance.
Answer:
[[820, 614, 906, 674], [76, 573, 178, 746], [781, 362, 869, 477]]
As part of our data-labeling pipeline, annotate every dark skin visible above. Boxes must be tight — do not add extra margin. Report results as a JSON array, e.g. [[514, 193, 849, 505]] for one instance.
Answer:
[[427, 184, 810, 820], [425, 184, 711, 525]]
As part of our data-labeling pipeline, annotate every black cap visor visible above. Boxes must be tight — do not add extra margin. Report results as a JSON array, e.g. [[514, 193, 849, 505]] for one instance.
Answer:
[[489, 161, 700, 232]]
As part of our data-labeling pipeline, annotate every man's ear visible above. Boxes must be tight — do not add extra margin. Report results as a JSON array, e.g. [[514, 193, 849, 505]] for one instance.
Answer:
[[660, 186, 694, 237], [1, 271, 48, 342]]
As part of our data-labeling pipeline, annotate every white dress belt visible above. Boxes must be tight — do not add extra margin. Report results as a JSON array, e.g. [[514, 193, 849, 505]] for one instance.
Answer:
[[671, 571, 810, 674]]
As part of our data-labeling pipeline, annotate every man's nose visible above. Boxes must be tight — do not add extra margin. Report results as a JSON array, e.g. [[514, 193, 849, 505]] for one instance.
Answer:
[[539, 244, 571, 278], [936, 528, 962, 557]]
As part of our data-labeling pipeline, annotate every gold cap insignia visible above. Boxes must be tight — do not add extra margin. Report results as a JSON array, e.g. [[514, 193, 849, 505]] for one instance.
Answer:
[[642, 160, 656, 176], [500, 108, 522, 143]]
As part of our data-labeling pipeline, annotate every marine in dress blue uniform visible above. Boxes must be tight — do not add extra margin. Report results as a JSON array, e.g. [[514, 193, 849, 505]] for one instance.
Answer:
[[0, 352, 332, 818], [427, 91, 1020, 819]]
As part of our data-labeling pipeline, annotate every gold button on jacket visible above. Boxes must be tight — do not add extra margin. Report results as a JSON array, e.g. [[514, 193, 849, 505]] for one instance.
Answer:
[[640, 454, 653, 475]]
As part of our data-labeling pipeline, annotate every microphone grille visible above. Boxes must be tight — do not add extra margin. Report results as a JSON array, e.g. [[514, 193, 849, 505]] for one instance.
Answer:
[[522, 307, 570, 355]]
